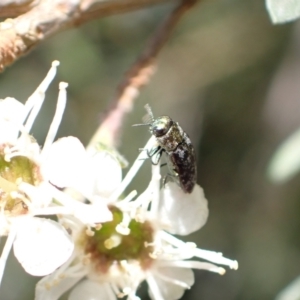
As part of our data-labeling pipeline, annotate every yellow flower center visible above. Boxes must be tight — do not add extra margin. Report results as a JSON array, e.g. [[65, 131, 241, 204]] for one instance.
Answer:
[[83, 206, 154, 274], [0, 146, 41, 216]]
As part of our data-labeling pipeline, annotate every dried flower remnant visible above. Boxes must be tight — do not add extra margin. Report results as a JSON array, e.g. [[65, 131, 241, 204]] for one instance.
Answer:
[[36, 138, 238, 300]]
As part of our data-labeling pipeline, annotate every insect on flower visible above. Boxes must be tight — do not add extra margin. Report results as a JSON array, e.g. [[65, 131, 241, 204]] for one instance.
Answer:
[[134, 104, 197, 193]]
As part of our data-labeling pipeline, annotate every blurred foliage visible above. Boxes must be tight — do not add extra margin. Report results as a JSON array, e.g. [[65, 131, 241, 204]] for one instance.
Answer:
[[1, 0, 299, 299]]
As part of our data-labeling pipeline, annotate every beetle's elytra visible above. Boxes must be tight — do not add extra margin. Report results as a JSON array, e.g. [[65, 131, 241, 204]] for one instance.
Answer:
[[139, 104, 197, 193]]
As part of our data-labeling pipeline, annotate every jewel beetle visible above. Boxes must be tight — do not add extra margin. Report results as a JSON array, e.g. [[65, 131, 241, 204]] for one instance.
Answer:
[[138, 104, 197, 193]]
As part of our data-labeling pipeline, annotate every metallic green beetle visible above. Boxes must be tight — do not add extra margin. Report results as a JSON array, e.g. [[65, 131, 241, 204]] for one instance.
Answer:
[[143, 104, 197, 193]]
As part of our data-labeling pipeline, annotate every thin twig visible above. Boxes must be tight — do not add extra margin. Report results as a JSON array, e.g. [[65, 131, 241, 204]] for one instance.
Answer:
[[0, 0, 173, 71], [88, 0, 198, 148]]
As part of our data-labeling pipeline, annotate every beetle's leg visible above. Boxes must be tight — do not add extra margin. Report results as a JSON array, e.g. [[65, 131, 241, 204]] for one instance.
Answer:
[[147, 146, 161, 157], [163, 173, 174, 188], [147, 146, 163, 165], [151, 149, 163, 165], [163, 171, 179, 188]]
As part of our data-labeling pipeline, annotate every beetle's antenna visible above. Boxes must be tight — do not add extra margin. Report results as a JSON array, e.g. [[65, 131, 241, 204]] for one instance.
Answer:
[[132, 104, 153, 127], [133, 104, 154, 127], [145, 104, 154, 120], [132, 123, 151, 127]]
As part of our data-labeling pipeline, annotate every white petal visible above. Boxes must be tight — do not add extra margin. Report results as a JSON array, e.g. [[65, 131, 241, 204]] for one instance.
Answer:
[[35, 275, 83, 300], [19, 182, 52, 209], [268, 127, 300, 182], [158, 183, 209, 235], [157, 265, 194, 285], [13, 217, 74, 276], [275, 274, 300, 300], [0, 97, 25, 122], [46, 185, 113, 224], [266, 0, 300, 23], [149, 267, 194, 300], [69, 280, 116, 300], [73, 202, 113, 225], [82, 151, 122, 200], [42, 136, 87, 188], [0, 97, 26, 143]]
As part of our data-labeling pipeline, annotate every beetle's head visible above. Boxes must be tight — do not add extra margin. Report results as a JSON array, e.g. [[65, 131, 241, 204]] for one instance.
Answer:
[[150, 116, 173, 137]]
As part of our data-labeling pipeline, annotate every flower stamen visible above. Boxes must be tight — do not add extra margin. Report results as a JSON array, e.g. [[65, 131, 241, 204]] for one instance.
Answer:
[[116, 190, 137, 206], [86, 226, 95, 236], [109, 136, 157, 202], [42, 82, 68, 156], [0, 224, 17, 285], [154, 270, 191, 289], [24, 61, 60, 133], [104, 234, 122, 249], [116, 212, 131, 235]]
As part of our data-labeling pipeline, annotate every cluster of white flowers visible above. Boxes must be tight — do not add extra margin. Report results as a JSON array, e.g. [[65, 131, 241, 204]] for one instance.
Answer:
[[0, 62, 238, 300], [0, 61, 112, 284]]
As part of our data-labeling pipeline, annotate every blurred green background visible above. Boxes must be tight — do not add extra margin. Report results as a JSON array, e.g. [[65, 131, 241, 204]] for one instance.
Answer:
[[0, 0, 299, 299]]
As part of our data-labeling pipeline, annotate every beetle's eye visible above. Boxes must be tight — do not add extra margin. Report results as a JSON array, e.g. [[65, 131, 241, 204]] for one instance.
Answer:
[[153, 126, 168, 137], [151, 117, 172, 137]]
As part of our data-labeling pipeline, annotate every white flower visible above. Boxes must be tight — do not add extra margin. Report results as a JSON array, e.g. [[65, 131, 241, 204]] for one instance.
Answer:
[[36, 137, 238, 300], [266, 0, 300, 24], [267, 127, 300, 183], [13, 217, 73, 276], [0, 62, 112, 286], [275, 274, 300, 300]]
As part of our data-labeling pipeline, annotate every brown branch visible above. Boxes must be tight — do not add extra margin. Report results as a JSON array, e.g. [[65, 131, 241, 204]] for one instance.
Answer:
[[115, 0, 197, 102], [0, 1, 38, 17], [90, 0, 197, 148], [0, 0, 173, 72]]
